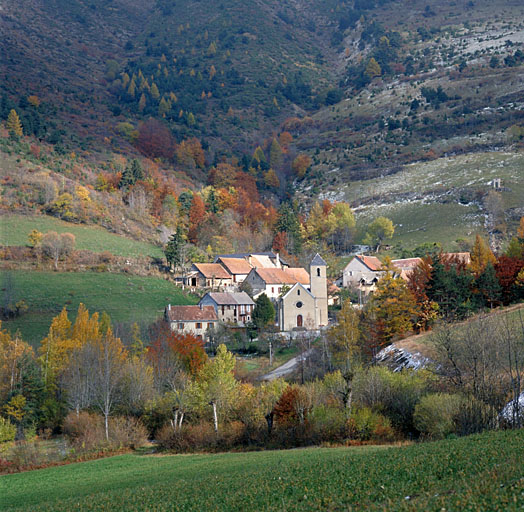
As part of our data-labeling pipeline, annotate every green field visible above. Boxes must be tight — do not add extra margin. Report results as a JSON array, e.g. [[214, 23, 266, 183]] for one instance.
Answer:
[[2, 429, 524, 511], [0, 214, 163, 258], [2, 271, 197, 345]]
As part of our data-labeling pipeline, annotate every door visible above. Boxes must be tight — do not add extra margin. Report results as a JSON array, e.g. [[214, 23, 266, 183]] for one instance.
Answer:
[[297, 315, 303, 327]]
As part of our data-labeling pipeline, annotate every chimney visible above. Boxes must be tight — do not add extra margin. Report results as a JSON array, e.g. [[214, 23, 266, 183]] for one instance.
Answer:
[[168, 304, 171, 311], [248, 255, 252, 266], [276, 252, 280, 268], [199, 303, 203, 310]]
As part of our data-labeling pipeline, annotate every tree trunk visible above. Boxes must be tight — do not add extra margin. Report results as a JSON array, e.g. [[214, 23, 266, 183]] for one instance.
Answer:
[[104, 412, 109, 441], [265, 411, 274, 436], [211, 401, 218, 434]]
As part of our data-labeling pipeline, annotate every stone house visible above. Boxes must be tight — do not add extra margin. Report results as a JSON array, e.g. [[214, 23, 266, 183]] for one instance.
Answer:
[[244, 267, 310, 299], [164, 304, 218, 340], [342, 254, 384, 294], [215, 257, 254, 284], [184, 263, 232, 289], [198, 292, 255, 326]]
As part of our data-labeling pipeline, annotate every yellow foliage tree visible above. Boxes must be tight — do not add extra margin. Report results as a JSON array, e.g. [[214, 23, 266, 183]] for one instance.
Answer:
[[27, 229, 43, 248], [469, 234, 496, 276], [6, 109, 23, 137], [365, 57, 382, 79]]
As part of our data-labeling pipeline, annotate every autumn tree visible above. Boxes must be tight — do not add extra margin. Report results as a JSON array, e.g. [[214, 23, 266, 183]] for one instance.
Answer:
[[136, 118, 175, 160], [364, 216, 394, 252], [269, 138, 283, 168], [364, 262, 419, 353], [291, 154, 311, 179], [90, 328, 127, 440], [27, 229, 43, 248], [188, 194, 206, 244], [176, 138, 205, 170], [187, 344, 237, 433], [6, 109, 23, 137], [41, 232, 75, 269], [470, 234, 496, 276], [365, 57, 382, 79]]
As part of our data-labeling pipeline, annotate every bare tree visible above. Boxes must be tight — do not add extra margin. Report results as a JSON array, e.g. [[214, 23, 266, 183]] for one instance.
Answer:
[[41, 231, 75, 269]]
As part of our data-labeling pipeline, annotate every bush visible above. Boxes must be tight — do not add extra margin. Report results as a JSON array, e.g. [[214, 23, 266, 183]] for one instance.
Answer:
[[63, 412, 106, 450], [308, 406, 346, 443], [413, 393, 463, 439], [108, 416, 148, 449], [63, 412, 147, 451], [346, 407, 396, 442], [156, 421, 217, 452], [0, 417, 16, 443]]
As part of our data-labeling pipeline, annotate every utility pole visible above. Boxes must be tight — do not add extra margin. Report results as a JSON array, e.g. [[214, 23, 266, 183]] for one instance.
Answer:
[[269, 340, 273, 366]]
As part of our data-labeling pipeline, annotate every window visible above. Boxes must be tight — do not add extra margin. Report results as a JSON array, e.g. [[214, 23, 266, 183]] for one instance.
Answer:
[[272, 287, 275, 293], [296, 301, 303, 309], [207, 323, 213, 329], [178, 323, 184, 330], [297, 289, 301, 296], [196, 322, 202, 329], [317, 268, 321, 277], [278, 287, 281, 293]]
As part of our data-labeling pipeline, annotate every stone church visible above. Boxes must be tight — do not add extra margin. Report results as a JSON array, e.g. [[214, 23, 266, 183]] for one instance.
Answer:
[[277, 254, 328, 331]]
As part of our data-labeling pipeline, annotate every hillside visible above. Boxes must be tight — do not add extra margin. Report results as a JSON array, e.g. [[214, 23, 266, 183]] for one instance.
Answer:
[[1, 0, 524, 252], [2, 429, 524, 511]]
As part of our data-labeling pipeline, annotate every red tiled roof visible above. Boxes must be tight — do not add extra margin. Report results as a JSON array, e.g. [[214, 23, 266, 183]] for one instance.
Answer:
[[392, 258, 423, 270], [255, 267, 310, 285], [218, 257, 253, 275], [193, 263, 231, 279], [357, 255, 382, 271], [165, 305, 218, 322], [443, 252, 471, 265]]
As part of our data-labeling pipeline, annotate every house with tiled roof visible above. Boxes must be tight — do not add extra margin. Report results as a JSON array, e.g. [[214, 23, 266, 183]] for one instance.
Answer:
[[214, 252, 289, 269], [215, 257, 254, 283], [199, 292, 255, 326], [342, 254, 384, 294], [165, 304, 218, 340], [244, 267, 310, 299], [184, 263, 233, 289], [391, 258, 423, 280]]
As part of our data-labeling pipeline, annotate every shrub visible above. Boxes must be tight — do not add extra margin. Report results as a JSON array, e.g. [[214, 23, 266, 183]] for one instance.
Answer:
[[346, 407, 395, 442], [156, 421, 217, 452], [63, 412, 147, 451], [63, 412, 106, 450], [0, 417, 16, 443], [308, 405, 346, 443], [108, 416, 148, 449], [413, 393, 463, 439]]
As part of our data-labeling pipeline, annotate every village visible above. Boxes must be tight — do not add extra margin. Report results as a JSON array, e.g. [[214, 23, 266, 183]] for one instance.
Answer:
[[163, 249, 472, 341]]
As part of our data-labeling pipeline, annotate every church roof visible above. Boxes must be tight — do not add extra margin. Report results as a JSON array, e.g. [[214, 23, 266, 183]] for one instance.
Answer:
[[311, 253, 327, 266]]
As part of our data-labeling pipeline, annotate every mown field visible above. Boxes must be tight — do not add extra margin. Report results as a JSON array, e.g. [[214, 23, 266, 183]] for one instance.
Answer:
[[2, 271, 197, 346], [2, 429, 524, 511], [0, 214, 163, 258]]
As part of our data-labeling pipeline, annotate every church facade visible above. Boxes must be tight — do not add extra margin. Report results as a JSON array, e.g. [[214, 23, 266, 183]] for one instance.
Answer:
[[277, 254, 328, 331]]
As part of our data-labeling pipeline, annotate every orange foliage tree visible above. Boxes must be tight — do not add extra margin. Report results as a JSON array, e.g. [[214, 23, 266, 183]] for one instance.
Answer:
[[136, 118, 175, 160]]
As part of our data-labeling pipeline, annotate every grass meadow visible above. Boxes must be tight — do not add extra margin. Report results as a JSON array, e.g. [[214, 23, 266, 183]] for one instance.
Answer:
[[2, 271, 197, 346], [1, 214, 163, 258], [1, 429, 524, 511]]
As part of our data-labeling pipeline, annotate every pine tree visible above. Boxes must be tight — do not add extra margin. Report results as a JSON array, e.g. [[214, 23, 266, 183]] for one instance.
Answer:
[[150, 82, 160, 99], [165, 226, 185, 271], [252, 294, 275, 330], [118, 159, 143, 190], [474, 263, 501, 308], [138, 93, 147, 112], [127, 78, 136, 98], [158, 97, 170, 116], [269, 138, 283, 168], [6, 109, 23, 137]]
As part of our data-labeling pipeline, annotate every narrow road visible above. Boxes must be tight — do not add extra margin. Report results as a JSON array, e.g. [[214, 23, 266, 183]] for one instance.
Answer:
[[261, 348, 314, 381]]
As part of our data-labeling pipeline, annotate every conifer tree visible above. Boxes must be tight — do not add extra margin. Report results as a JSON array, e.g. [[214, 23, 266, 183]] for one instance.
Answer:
[[470, 234, 496, 276], [269, 138, 283, 168], [138, 93, 147, 112], [6, 109, 23, 137], [365, 57, 382, 79], [127, 79, 136, 98], [150, 82, 160, 99]]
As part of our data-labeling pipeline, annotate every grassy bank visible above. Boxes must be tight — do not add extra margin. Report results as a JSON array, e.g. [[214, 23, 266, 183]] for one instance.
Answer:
[[0, 214, 163, 258], [2, 270, 197, 345], [2, 429, 524, 511]]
